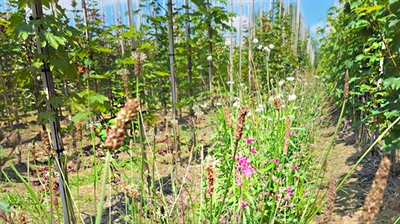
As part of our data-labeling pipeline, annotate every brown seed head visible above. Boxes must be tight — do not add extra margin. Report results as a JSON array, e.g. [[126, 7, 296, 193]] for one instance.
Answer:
[[40, 129, 53, 156], [234, 106, 248, 141], [223, 107, 232, 129], [205, 161, 216, 197], [362, 157, 391, 224], [322, 177, 337, 224], [121, 71, 130, 100], [104, 98, 140, 151], [135, 56, 142, 76], [273, 98, 281, 110], [51, 177, 59, 208]]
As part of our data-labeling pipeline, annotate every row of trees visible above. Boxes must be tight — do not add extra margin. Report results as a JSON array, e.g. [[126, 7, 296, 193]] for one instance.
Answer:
[[0, 0, 315, 130], [318, 0, 400, 169]]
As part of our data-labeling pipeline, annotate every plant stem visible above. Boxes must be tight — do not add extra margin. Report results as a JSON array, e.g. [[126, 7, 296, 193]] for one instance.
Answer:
[[95, 150, 111, 224]]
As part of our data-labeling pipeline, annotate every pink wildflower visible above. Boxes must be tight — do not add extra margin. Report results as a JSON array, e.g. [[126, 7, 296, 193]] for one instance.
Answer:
[[250, 147, 256, 154], [243, 167, 256, 178], [219, 216, 226, 223], [289, 204, 294, 209], [235, 175, 243, 186], [274, 194, 280, 199], [246, 138, 254, 144], [293, 165, 298, 171], [241, 200, 248, 208], [275, 158, 280, 164]]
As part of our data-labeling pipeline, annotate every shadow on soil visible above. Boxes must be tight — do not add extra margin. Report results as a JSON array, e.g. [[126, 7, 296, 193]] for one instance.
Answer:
[[317, 107, 400, 223]]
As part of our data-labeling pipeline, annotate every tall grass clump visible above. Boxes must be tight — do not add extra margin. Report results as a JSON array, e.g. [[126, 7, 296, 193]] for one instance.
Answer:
[[203, 72, 328, 223]]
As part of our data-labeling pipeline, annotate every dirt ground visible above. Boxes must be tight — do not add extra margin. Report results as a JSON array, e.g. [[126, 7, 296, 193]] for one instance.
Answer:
[[1, 108, 400, 223], [313, 112, 400, 224]]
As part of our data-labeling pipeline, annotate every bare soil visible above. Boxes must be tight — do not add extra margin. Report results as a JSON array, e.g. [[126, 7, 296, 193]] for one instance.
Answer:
[[313, 112, 400, 224]]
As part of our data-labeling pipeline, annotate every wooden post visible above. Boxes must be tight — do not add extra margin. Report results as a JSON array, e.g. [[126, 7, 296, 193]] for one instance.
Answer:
[[31, 1, 75, 223]]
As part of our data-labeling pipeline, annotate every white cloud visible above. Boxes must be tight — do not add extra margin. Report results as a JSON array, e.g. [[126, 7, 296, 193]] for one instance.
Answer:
[[310, 21, 325, 35]]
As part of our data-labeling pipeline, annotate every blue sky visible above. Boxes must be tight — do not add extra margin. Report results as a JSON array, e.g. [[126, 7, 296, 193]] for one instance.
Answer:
[[1, 0, 334, 36], [302, 0, 335, 35]]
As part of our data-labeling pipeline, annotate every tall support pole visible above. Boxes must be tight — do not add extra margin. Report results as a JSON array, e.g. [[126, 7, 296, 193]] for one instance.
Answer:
[[167, 0, 178, 121], [229, 0, 234, 105], [31, 1, 75, 223], [127, 0, 137, 50], [206, 0, 214, 104]]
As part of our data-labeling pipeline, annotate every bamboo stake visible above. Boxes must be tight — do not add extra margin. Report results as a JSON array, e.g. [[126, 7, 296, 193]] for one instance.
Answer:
[[31, 1, 75, 223]]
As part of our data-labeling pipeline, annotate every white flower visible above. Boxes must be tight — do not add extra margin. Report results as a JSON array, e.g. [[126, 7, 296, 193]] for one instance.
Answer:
[[258, 45, 263, 50], [268, 44, 274, 49], [171, 119, 178, 125], [263, 46, 270, 53], [201, 103, 208, 109], [207, 55, 212, 61], [286, 77, 295, 81], [247, 111, 252, 117], [288, 94, 297, 101], [233, 100, 240, 108], [117, 68, 130, 76], [131, 52, 147, 61], [278, 80, 285, 87], [253, 38, 259, 44], [195, 110, 204, 117], [226, 80, 234, 85], [240, 83, 245, 87], [255, 104, 264, 113], [192, 105, 200, 111], [215, 102, 222, 106]]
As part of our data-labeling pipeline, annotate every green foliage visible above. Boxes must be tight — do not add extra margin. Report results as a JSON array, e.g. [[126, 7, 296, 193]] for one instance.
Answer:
[[318, 0, 400, 152]]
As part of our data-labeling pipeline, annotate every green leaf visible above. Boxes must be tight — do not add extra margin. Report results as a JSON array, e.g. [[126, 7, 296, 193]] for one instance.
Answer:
[[72, 111, 91, 123], [383, 77, 400, 90], [38, 110, 56, 123], [88, 93, 109, 104], [45, 32, 66, 49], [0, 200, 10, 214], [153, 71, 170, 77], [117, 58, 136, 65], [96, 46, 114, 53]]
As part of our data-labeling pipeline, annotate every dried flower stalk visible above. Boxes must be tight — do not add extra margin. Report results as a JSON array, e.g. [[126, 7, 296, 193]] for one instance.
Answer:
[[223, 107, 232, 129], [362, 157, 391, 224], [135, 55, 142, 76], [41, 129, 54, 156], [121, 71, 130, 100], [322, 177, 337, 224], [273, 98, 281, 110], [104, 98, 140, 151], [51, 177, 59, 208], [234, 106, 248, 141], [283, 116, 290, 156], [205, 161, 215, 196]]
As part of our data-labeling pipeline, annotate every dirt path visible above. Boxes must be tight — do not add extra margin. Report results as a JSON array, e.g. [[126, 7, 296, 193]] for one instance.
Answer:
[[314, 114, 400, 224]]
